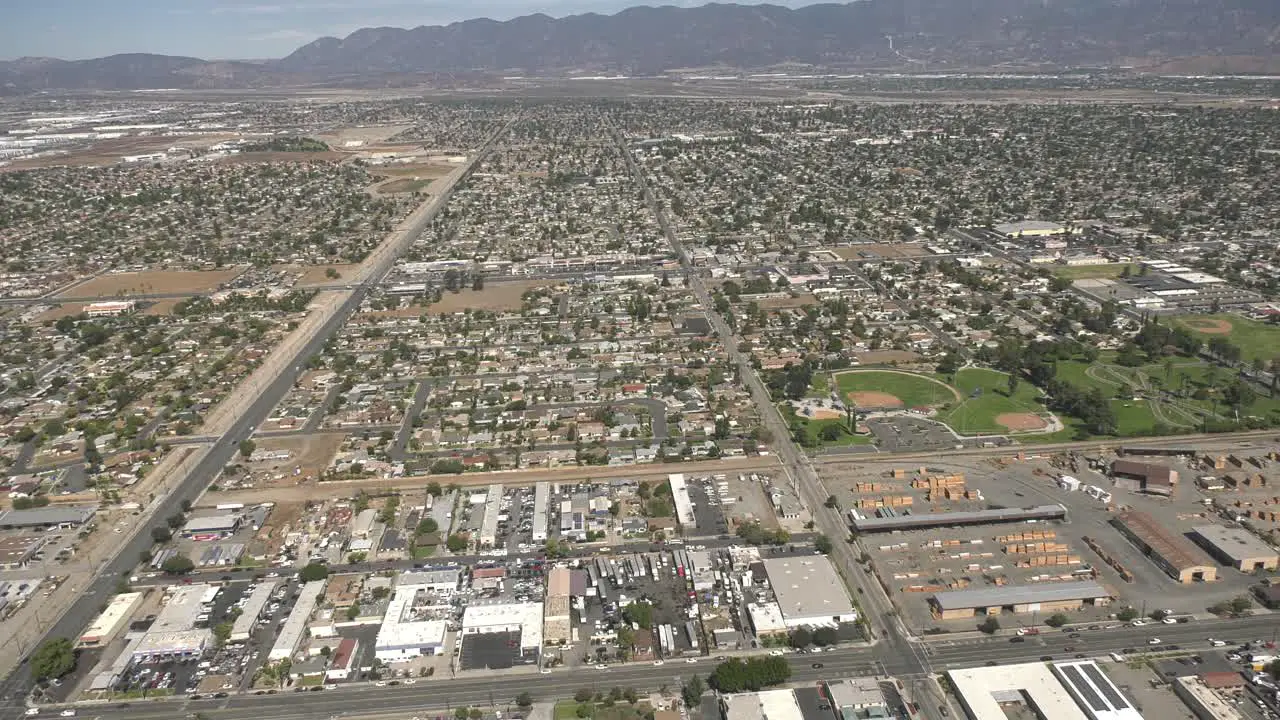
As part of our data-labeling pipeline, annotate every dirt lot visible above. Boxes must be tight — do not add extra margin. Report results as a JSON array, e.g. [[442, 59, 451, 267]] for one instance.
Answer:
[[996, 413, 1048, 431], [854, 350, 922, 365], [61, 268, 244, 298], [285, 264, 362, 287], [427, 280, 553, 314], [759, 294, 818, 309], [0, 135, 239, 170], [143, 298, 183, 316], [849, 391, 905, 408], [32, 303, 89, 322], [251, 433, 347, 484], [1181, 317, 1232, 334], [313, 125, 415, 145], [218, 151, 345, 165], [834, 244, 929, 260]]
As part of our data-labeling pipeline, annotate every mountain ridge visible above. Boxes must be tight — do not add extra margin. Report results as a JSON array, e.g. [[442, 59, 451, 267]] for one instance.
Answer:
[[2, 0, 1278, 93]]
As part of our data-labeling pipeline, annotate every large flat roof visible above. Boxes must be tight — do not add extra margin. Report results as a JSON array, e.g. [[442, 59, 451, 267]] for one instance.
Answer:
[[79, 592, 141, 643], [230, 581, 278, 640], [1051, 660, 1143, 720], [152, 584, 212, 633], [1114, 511, 1215, 571], [269, 579, 325, 661], [1192, 525, 1279, 562], [949, 662, 1088, 720], [668, 474, 695, 528], [182, 514, 239, 533], [762, 556, 856, 623], [0, 506, 95, 528], [462, 601, 543, 650], [932, 581, 1111, 611], [851, 505, 1065, 533]]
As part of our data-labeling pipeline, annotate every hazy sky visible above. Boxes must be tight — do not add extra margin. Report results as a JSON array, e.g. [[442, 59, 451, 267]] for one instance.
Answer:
[[3, 0, 816, 61]]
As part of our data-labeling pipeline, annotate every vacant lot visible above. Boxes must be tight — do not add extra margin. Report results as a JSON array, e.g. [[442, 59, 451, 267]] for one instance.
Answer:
[[833, 243, 929, 260], [854, 349, 921, 365], [758, 293, 818, 309], [252, 433, 346, 483], [289, 264, 361, 287], [219, 151, 344, 164], [427, 280, 552, 314], [836, 370, 960, 409], [62, 268, 244, 297], [32, 302, 89, 322], [377, 178, 433, 194]]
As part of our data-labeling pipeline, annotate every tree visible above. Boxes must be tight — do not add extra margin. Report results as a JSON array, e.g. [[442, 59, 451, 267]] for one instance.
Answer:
[[812, 627, 838, 646], [416, 518, 439, 536], [789, 627, 812, 648], [299, 562, 330, 582], [681, 675, 705, 708], [978, 617, 1000, 634], [709, 657, 792, 693], [575, 689, 594, 703], [516, 692, 534, 708], [166, 513, 186, 529], [1006, 373, 1020, 396], [1115, 606, 1139, 622], [213, 622, 232, 647], [1043, 613, 1069, 628], [150, 525, 172, 543], [814, 534, 834, 555], [425, 481, 443, 497], [824, 495, 838, 509], [456, 708, 471, 720], [238, 439, 256, 458], [31, 638, 75, 680], [623, 601, 655, 629], [446, 534, 468, 552], [161, 554, 195, 575]]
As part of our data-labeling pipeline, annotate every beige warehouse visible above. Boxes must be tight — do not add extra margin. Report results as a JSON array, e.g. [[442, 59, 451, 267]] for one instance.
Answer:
[[1191, 525, 1279, 572]]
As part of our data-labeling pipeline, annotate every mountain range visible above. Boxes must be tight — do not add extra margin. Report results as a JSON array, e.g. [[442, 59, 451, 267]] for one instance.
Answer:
[[3, 0, 1278, 93]]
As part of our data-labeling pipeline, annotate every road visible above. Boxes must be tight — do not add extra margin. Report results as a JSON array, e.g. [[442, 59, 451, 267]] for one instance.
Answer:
[[41, 615, 1280, 720], [0, 122, 513, 720]]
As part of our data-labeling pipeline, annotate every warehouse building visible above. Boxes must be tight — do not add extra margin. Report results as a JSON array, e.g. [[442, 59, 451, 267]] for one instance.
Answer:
[[0, 535, 45, 570], [78, 592, 143, 648], [994, 221, 1071, 239], [180, 513, 240, 539], [460, 601, 543, 669], [543, 566, 573, 646], [374, 581, 449, 661], [721, 689, 805, 720], [1191, 525, 1279, 572], [668, 474, 696, 529], [1112, 511, 1218, 583], [1173, 676, 1237, 720], [1109, 460, 1178, 497], [531, 482, 550, 542], [746, 602, 788, 637], [396, 568, 461, 594], [825, 678, 889, 720], [230, 580, 279, 643], [762, 556, 858, 628], [132, 584, 215, 661], [930, 581, 1113, 620], [949, 662, 1089, 720], [350, 508, 378, 539], [478, 484, 503, 548], [326, 637, 360, 682], [269, 579, 326, 661], [1051, 660, 1143, 720], [0, 505, 95, 529], [850, 505, 1066, 534]]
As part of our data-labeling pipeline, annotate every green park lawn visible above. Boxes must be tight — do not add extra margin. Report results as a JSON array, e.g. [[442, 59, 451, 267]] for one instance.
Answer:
[[834, 370, 959, 408], [1053, 263, 1140, 280], [1177, 314, 1280, 365], [936, 367, 1047, 435]]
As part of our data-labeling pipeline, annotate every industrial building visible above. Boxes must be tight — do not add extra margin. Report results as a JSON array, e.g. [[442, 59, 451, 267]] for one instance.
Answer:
[[396, 568, 461, 594], [532, 482, 550, 542], [849, 505, 1065, 534], [0, 505, 95, 529], [1050, 660, 1143, 720], [269, 579, 326, 661], [459, 601, 543, 669], [326, 637, 360, 682], [668, 474, 695, 528], [746, 602, 788, 637], [78, 592, 143, 648], [374, 579, 450, 661], [994, 221, 1070, 238], [543, 566, 574, 646], [721, 689, 805, 720], [949, 663, 1089, 720], [0, 535, 44, 570], [1112, 511, 1218, 583], [930, 581, 1113, 620], [230, 580, 279, 643], [1173, 676, 1239, 720], [478, 483, 503, 548], [762, 556, 858, 628], [180, 513, 240, 539], [1109, 460, 1178, 496], [825, 678, 889, 720], [351, 508, 378, 539], [1191, 525, 1280, 572], [130, 584, 216, 661]]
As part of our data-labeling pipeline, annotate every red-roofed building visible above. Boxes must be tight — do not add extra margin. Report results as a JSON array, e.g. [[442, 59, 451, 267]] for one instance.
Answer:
[[326, 637, 359, 681], [1199, 671, 1245, 689]]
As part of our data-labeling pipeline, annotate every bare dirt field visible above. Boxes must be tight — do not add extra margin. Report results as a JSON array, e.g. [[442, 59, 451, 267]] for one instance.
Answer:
[[143, 298, 183, 316], [834, 243, 929, 260], [377, 178, 433, 194], [808, 408, 844, 420], [996, 413, 1048, 431], [252, 433, 346, 483], [854, 350, 921, 364], [314, 125, 415, 145], [848, 391, 904, 408], [372, 162, 457, 179], [62, 268, 244, 298], [758, 294, 818, 309], [1181, 317, 1232, 334], [218, 151, 345, 164], [32, 303, 88, 322], [0, 135, 239, 170], [288, 264, 362, 287], [427, 280, 552, 314]]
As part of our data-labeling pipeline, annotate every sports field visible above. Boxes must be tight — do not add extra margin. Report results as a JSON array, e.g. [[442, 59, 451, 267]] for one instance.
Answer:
[[937, 368, 1049, 435], [1177, 314, 1280, 364], [835, 370, 960, 409]]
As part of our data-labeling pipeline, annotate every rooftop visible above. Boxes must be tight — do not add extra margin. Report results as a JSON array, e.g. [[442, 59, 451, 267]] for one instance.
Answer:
[[1192, 525, 1279, 562], [932, 581, 1111, 611], [762, 555, 856, 623], [0, 505, 95, 528], [1051, 661, 1143, 720], [850, 505, 1065, 533], [949, 662, 1089, 720], [1114, 511, 1215, 571]]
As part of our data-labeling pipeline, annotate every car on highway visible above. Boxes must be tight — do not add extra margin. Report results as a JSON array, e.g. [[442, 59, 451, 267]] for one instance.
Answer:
[[595, 664, 609, 670], [1009, 637, 1025, 643], [59, 712, 75, 718], [1162, 618, 1178, 624], [653, 660, 664, 666], [1209, 639, 1227, 647], [811, 663, 824, 669], [685, 658, 698, 664], [1068, 633, 1081, 639], [769, 650, 785, 656], [23, 709, 38, 717], [540, 669, 552, 675], [1148, 638, 1162, 645], [1064, 646, 1075, 652]]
